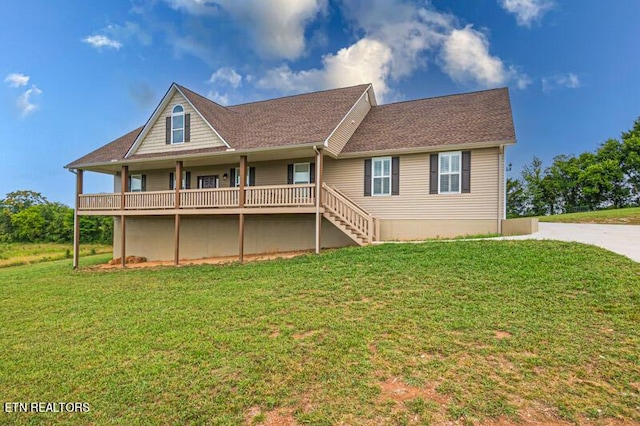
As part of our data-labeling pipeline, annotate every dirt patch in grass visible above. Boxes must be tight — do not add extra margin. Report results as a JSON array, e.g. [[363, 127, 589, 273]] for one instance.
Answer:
[[245, 406, 297, 425], [292, 330, 319, 340], [97, 250, 312, 269], [379, 377, 449, 405], [494, 330, 512, 339]]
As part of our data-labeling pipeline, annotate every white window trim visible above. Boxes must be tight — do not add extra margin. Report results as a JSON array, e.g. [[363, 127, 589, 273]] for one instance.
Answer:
[[234, 167, 253, 187], [171, 104, 185, 145], [438, 151, 462, 194], [130, 174, 143, 192], [372, 156, 392, 196], [172, 171, 188, 190], [197, 175, 219, 189], [293, 162, 311, 184]]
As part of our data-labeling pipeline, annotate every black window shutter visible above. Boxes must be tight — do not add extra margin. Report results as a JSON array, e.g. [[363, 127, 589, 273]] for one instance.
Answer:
[[429, 154, 439, 194], [184, 113, 191, 142], [185, 171, 191, 189], [287, 164, 294, 185], [391, 157, 400, 195], [461, 151, 471, 193], [128, 176, 132, 192], [249, 167, 256, 186], [141, 175, 147, 192], [166, 117, 171, 144], [364, 159, 372, 196], [230, 168, 236, 187], [169, 172, 174, 190], [310, 163, 315, 184]]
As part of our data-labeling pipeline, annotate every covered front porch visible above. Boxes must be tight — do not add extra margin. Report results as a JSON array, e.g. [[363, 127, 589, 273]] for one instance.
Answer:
[[71, 149, 377, 268]]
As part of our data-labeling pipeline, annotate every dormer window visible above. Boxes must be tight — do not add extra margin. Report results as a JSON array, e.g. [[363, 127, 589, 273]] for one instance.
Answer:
[[171, 105, 184, 144]]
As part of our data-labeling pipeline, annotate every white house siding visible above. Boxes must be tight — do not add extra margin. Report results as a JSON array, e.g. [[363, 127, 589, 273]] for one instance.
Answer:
[[133, 91, 226, 156], [325, 89, 372, 156]]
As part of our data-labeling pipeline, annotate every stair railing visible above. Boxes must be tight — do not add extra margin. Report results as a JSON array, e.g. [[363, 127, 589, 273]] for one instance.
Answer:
[[322, 183, 375, 242]]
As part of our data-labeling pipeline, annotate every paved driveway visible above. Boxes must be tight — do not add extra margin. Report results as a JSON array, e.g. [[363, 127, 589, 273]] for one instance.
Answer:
[[499, 222, 640, 262]]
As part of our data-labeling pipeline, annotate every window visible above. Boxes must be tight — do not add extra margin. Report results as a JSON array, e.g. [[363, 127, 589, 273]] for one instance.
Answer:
[[439, 152, 461, 194], [372, 157, 391, 196], [130, 175, 143, 192], [198, 175, 218, 189], [293, 163, 310, 184], [170, 171, 189, 190], [234, 167, 253, 187], [171, 105, 184, 144]]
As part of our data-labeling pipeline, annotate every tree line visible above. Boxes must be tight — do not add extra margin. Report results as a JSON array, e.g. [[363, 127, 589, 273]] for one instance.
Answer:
[[508, 117, 640, 217], [0, 190, 112, 244]]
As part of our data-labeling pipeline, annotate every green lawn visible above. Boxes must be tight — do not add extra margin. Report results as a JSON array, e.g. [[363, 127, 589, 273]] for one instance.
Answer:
[[0, 241, 639, 425], [540, 206, 640, 225], [0, 242, 112, 268]]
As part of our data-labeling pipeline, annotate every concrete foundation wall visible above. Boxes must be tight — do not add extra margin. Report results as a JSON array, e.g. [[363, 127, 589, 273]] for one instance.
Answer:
[[501, 217, 539, 236], [380, 219, 498, 240], [113, 214, 355, 261]]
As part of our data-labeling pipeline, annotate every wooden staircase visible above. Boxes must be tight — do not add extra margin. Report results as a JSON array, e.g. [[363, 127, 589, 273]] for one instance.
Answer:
[[322, 183, 377, 246]]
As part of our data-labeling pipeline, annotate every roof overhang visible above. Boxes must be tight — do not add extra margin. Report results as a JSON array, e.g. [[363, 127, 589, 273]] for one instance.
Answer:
[[68, 142, 325, 173]]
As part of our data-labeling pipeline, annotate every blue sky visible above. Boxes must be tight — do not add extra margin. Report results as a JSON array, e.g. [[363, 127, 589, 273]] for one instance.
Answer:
[[1, 0, 639, 206]]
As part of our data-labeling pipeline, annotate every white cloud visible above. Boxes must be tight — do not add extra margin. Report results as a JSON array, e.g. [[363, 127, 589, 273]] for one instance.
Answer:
[[16, 85, 42, 117], [164, 0, 221, 15], [258, 38, 393, 101], [169, 34, 215, 65], [499, 0, 554, 27], [164, 0, 326, 60], [440, 25, 530, 89], [207, 91, 229, 105], [83, 35, 122, 49], [255, 2, 528, 102], [542, 73, 581, 93], [209, 67, 242, 88], [106, 21, 152, 46], [4, 73, 30, 87]]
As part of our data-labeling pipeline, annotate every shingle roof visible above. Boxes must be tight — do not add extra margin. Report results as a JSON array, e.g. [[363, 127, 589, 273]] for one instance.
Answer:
[[66, 84, 515, 169], [67, 84, 369, 168], [66, 127, 143, 168], [341, 87, 515, 153], [178, 83, 370, 149]]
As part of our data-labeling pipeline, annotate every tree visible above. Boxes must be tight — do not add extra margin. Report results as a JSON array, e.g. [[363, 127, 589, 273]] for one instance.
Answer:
[[621, 118, 640, 204], [1, 190, 47, 214], [506, 177, 527, 217], [10, 207, 46, 242], [521, 156, 548, 216], [595, 139, 629, 208]]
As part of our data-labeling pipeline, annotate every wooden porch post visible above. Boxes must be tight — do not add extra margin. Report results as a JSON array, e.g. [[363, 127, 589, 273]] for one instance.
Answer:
[[238, 155, 247, 263], [120, 165, 128, 268], [315, 148, 324, 254], [73, 169, 83, 269], [174, 161, 183, 265]]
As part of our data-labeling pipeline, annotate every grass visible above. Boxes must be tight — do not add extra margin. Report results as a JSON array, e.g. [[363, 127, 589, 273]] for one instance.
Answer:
[[540, 206, 640, 225], [0, 241, 639, 425], [0, 242, 112, 268]]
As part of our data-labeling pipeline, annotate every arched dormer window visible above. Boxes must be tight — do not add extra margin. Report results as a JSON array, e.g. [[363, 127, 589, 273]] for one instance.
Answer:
[[171, 104, 184, 144]]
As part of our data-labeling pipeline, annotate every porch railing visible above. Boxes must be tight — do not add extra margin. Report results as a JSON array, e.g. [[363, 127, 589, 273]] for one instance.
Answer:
[[125, 190, 175, 210], [77, 184, 317, 211], [180, 188, 239, 208], [245, 184, 315, 207], [79, 193, 121, 210]]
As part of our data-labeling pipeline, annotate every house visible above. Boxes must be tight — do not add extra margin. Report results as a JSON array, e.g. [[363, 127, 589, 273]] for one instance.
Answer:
[[65, 83, 516, 267]]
